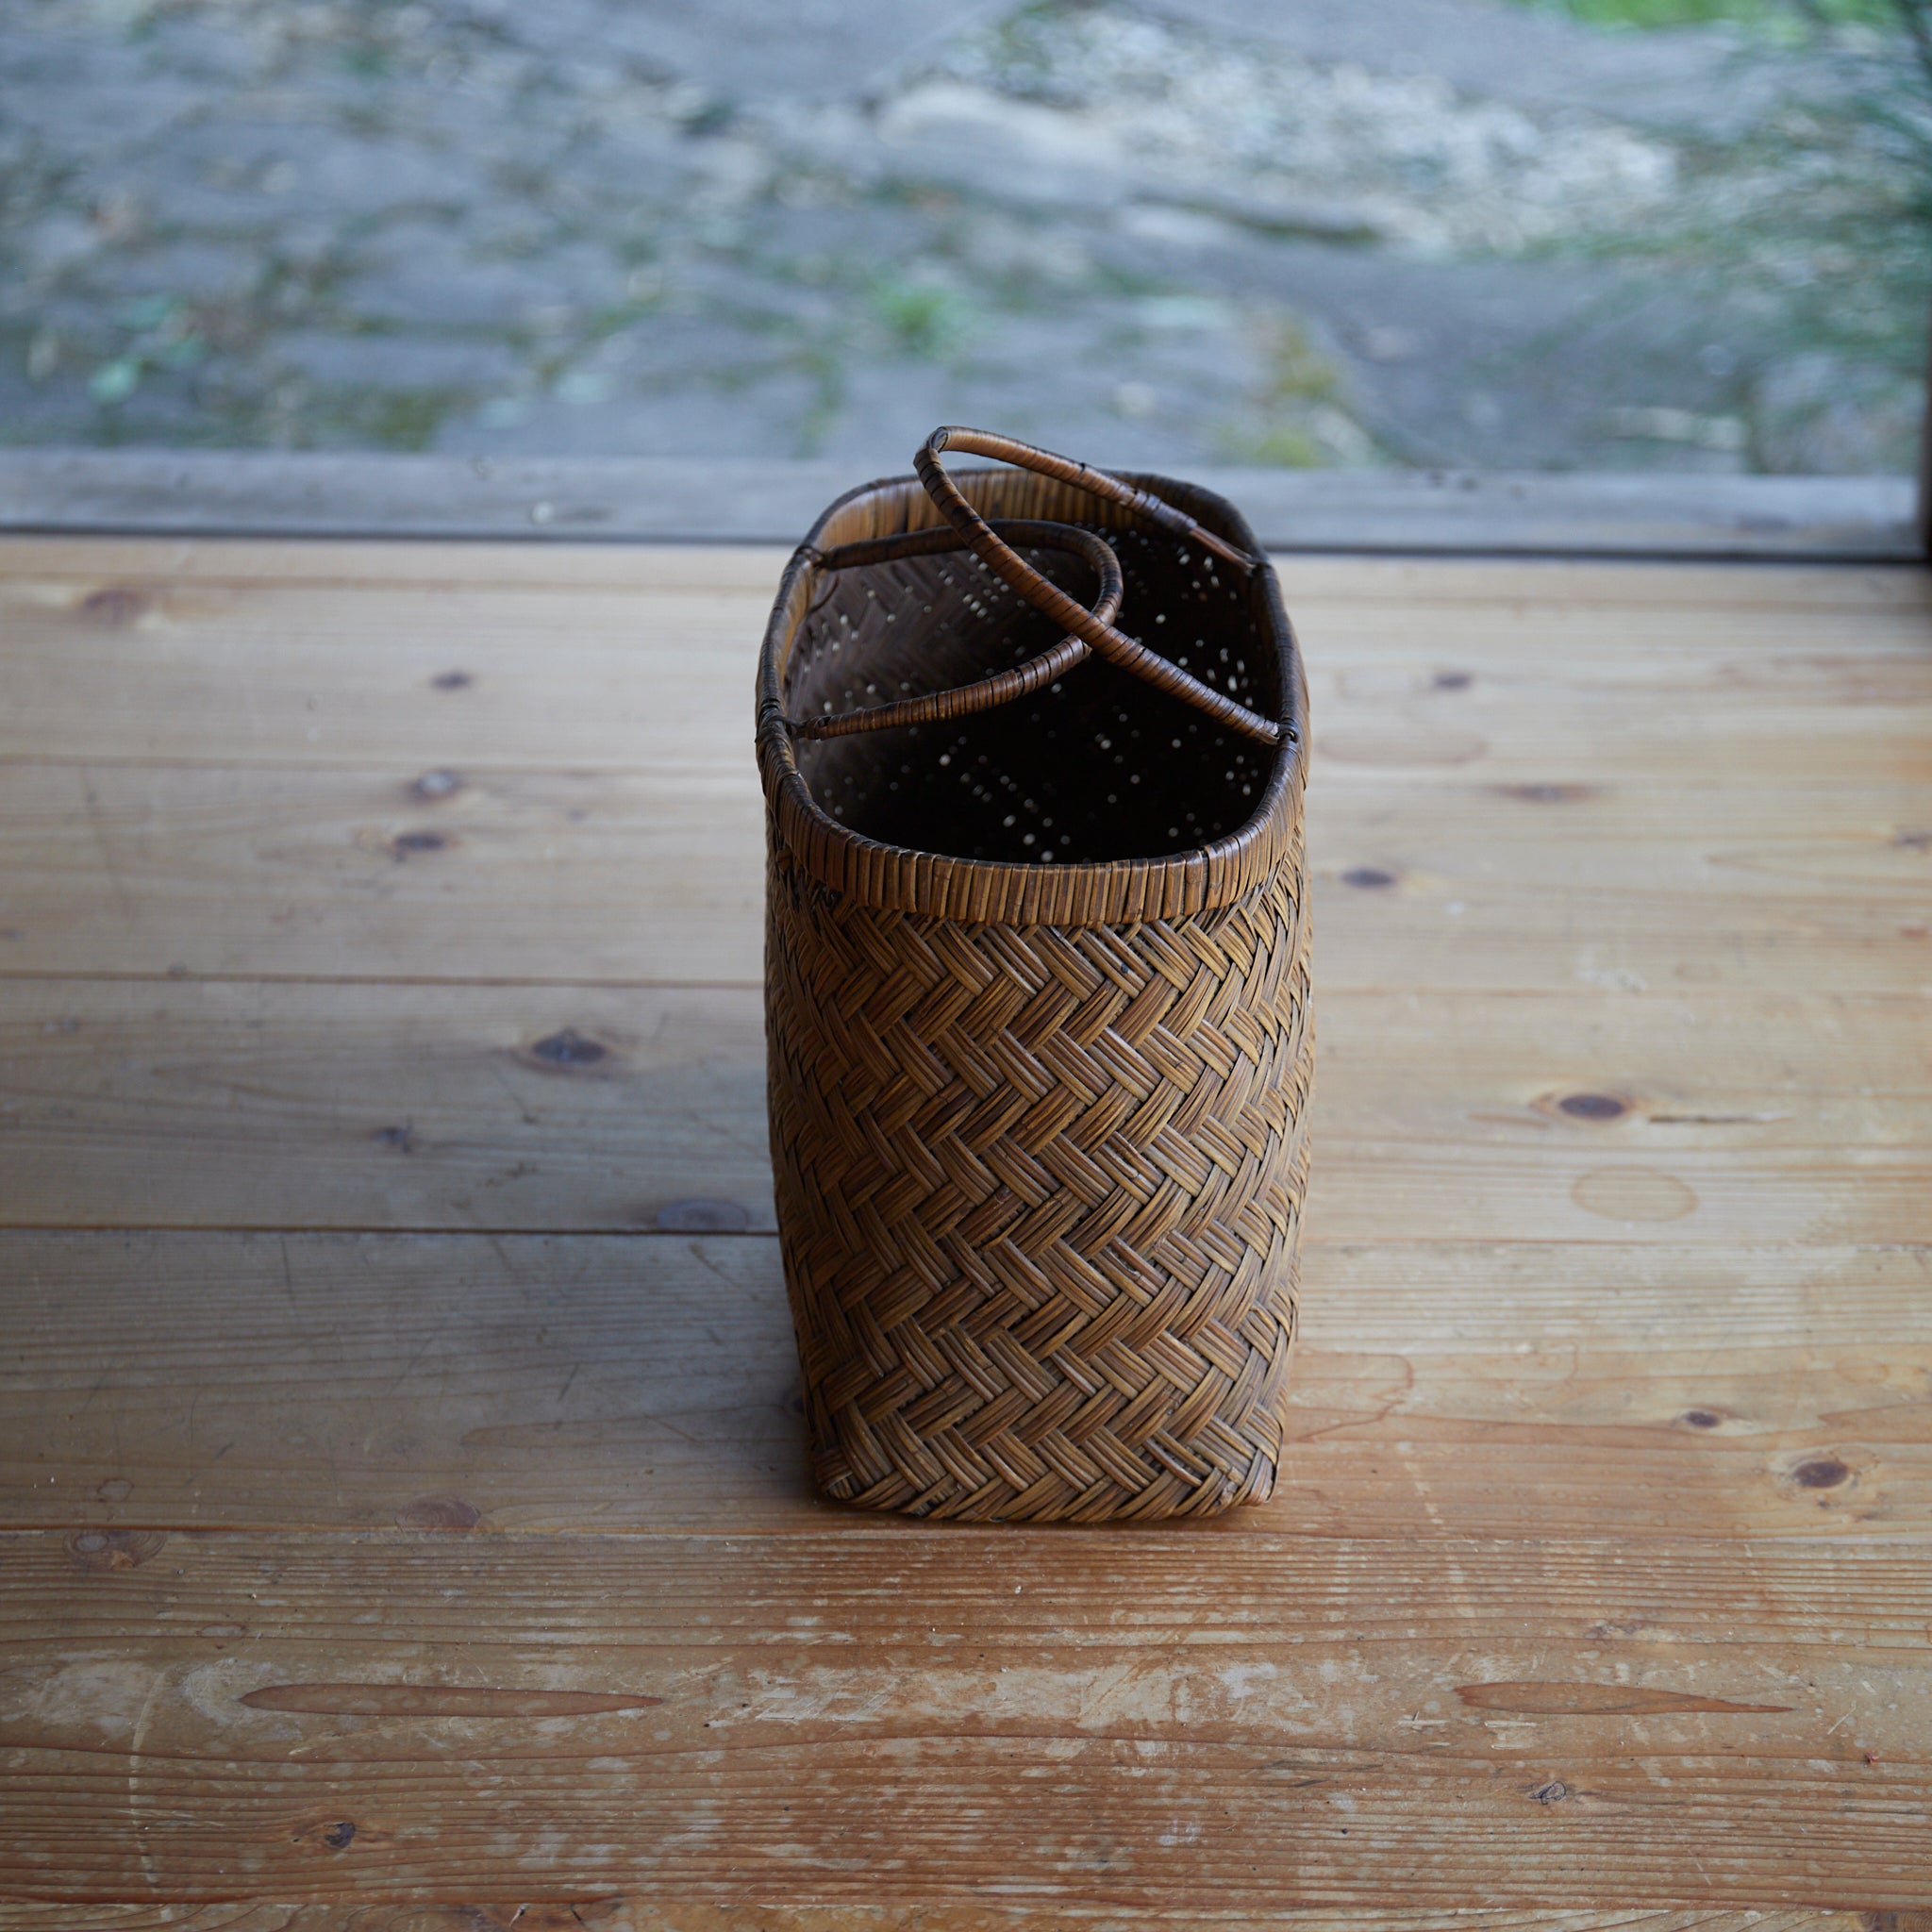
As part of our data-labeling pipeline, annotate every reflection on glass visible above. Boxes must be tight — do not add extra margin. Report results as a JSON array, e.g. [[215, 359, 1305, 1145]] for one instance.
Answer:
[[3, 0, 1924, 476]]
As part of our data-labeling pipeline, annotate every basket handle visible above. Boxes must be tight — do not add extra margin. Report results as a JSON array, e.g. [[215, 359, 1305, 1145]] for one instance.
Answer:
[[915, 426, 1282, 748], [785, 520, 1124, 741]]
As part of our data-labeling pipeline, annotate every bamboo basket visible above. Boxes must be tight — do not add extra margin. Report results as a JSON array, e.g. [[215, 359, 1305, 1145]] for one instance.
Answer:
[[757, 427, 1311, 1523]]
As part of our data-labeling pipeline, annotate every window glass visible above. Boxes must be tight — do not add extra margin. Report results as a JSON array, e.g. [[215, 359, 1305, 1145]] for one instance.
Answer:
[[3, 0, 1924, 481]]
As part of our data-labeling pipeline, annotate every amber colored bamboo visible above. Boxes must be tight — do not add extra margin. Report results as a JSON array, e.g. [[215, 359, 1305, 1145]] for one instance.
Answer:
[[758, 430, 1311, 1523], [785, 520, 1124, 741], [916, 427, 1283, 746]]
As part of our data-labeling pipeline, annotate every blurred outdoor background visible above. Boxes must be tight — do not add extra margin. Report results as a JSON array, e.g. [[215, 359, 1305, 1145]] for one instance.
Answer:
[[3, 0, 1927, 476]]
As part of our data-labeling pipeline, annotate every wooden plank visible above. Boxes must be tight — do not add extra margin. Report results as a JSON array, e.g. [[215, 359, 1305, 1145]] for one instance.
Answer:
[[0, 979, 774, 1234], [3, 620, 1925, 784], [9, 535, 1932, 603], [1, 1232, 1925, 1541], [4, 543, 1930, 782], [0, 764, 1926, 993], [0, 450, 1915, 555], [1, 1530, 1927, 1907], [0, 539, 1926, 1918], [0, 763, 765, 987], [0, 1910, 1886, 1932], [1, 982, 1926, 1241], [0, 592, 762, 779], [8, 537, 1924, 610]]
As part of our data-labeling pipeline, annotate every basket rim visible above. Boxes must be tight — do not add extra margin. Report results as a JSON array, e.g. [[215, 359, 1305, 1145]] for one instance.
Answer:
[[756, 464, 1307, 927]]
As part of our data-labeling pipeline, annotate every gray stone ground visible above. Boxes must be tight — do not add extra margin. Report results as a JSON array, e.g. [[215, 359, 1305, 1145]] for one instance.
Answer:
[[1, 0, 1924, 475]]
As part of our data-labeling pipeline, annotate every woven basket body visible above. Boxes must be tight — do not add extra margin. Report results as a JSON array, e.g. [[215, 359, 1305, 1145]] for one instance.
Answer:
[[757, 444, 1310, 1523]]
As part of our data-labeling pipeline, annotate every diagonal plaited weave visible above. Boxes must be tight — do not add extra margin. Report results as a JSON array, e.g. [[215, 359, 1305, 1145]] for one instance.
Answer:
[[766, 836, 1311, 1521], [758, 429, 1311, 1522]]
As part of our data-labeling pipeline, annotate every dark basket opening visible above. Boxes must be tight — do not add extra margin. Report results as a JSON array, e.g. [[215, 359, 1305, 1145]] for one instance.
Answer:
[[785, 520, 1286, 869]]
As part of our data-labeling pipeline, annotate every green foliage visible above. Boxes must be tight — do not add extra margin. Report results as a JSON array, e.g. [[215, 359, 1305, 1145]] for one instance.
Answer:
[[1512, 0, 1894, 32], [88, 357, 142, 405], [1226, 423, 1329, 467], [1526, 0, 1932, 464], [87, 296, 208, 410], [1265, 321, 1342, 408], [1215, 319, 1382, 468], [362, 390, 463, 450], [867, 275, 972, 358]]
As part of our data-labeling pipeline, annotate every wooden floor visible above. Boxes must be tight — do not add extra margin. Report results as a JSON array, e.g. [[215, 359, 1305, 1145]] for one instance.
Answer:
[[1, 536, 1928, 1928]]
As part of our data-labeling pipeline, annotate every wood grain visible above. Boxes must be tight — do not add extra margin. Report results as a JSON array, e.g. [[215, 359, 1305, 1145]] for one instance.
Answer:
[[2, 536, 1929, 1915], [2, 982, 1926, 1239], [0, 979, 774, 1233], [8, 534, 1930, 600], [4, 545, 1931, 783], [1, 1530, 1927, 1908], [0, 1910, 1894, 1932], [1, 1233, 1924, 1540], [4, 544, 1932, 808], [0, 762, 1926, 992]]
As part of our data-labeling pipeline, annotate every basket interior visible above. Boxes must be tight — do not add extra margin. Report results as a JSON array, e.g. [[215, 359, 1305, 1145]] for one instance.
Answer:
[[783, 501, 1286, 870]]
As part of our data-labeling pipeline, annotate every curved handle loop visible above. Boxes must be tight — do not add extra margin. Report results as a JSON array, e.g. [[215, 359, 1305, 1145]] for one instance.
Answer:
[[915, 426, 1282, 748], [785, 520, 1124, 741]]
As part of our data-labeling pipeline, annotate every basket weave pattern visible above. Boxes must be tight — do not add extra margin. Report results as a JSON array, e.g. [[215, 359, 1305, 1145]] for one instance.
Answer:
[[759, 430, 1310, 1523], [767, 824, 1311, 1522]]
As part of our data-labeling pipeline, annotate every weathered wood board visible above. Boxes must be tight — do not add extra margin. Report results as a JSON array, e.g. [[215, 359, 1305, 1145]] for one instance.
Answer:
[[0, 1233, 1924, 1541], [1, 982, 1927, 1239], [0, 535, 1927, 1917]]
